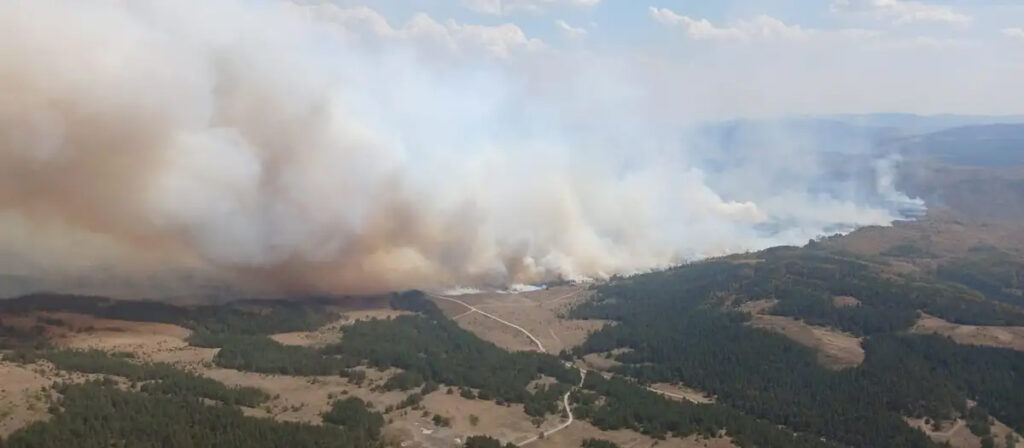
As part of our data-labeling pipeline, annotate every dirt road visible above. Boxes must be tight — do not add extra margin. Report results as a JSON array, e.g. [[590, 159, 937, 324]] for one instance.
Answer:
[[429, 293, 587, 445], [429, 294, 547, 353], [516, 368, 587, 446]]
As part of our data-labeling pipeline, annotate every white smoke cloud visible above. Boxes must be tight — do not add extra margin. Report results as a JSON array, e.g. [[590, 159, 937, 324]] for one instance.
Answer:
[[0, 0, 920, 297]]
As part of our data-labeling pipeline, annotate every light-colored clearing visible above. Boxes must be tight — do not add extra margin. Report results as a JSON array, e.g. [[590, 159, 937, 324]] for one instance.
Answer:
[[0, 360, 121, 437], [832, 296, 862, 308], [540, 420, 736, 448], [434, 286, 606, 354], [906, 416, 1022, 448], [748, 315, 865, 369], [269, 309, 410, 347], [0, 362, 54, 437], [581, 353, 623, 372], [391, 392, 546, 448], [647, 383, 715, 404], [457, 312, 541, 352], [912, 313, 1024, 352], [735, 299, 778, 314], [201, 366, 407, 424], [43, 313, 219, 367]]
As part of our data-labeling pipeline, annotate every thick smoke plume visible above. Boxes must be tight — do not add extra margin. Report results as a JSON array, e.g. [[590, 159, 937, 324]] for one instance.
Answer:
[[0, 0, 921, 297]]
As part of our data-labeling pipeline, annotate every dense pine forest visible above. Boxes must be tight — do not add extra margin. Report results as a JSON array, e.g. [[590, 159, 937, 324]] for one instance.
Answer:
[[570, 245, 1024, 447], [0, 294, 336, 338], [2, 382, 368, 448]]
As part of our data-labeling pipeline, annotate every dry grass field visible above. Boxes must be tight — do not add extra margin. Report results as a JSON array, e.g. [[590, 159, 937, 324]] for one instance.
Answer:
[[541, 420, 736, 448], [911, 313, 1024, 352], [270, 309, 411, 347], [0, 362, 53, 438], [747, 314, 865, 370], [433, 285, 607, 354], [906, 415, 1022, 448]]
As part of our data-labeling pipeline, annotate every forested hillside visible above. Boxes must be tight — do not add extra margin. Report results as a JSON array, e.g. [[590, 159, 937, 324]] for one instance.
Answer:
[[0, 349, 382, 448], [2, 382, 365, 448], [571, 245, 1024, 448], [3, 243, 1023, 447]]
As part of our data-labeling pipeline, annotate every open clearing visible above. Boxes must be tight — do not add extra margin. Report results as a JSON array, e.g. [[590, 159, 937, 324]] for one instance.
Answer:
[[907, 416, 1022, 448], [0, 359, 133, 437], [735, 293, 865, 370], [911, 313, 1024, 351], [646, 383, 715, 404], [270, 309, 411, 347], [189, 366, 562, 448], [747, 314, 865, 369], [431, 285, 606, 354], [541, 420, 736, 448], [0, 362, 53, 438]]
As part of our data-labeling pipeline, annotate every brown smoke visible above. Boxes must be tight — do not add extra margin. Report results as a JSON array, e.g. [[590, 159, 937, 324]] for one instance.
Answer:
[[0, 0, 917, 298]]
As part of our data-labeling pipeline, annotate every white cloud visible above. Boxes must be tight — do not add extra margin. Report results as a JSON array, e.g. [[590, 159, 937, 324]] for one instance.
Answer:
[[311, 5, 544, 58], [831, 0, 971, 26], [462, 0, 600, 15], [649, 7, 810, 41], [1004, 27, 1024, 40], [555, 19, 588, 39], [649, 6, 970, 50]]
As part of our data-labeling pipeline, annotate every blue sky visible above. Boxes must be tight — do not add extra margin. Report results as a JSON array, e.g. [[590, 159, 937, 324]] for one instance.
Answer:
[[306, 0, 1024, 118], [336, 0, 1024, 42]]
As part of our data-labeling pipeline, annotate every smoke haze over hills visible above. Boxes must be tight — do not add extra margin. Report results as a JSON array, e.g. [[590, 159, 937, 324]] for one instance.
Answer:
[[0, 0, 947, 297]]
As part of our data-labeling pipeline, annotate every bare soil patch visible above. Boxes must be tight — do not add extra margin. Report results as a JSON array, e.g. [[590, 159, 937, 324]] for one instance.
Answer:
[[911, 313, 1024, 351], [748, 315, 865, 369]]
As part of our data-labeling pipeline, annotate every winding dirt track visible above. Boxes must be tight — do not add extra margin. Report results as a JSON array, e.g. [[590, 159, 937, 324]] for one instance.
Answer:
[[515, 369, 587, 447], [429, 294, 547, 353], [427, 293, 586, 446]]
